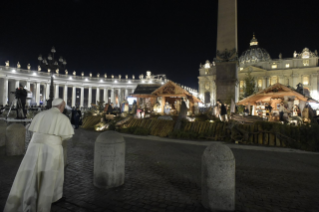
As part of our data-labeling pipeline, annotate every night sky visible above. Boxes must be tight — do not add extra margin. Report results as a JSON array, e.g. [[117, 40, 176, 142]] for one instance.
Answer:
[[0, 0, 318, 89]]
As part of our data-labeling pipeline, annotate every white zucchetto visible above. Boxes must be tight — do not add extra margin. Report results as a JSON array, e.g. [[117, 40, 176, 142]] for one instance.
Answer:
[[52, 98, 63, 106]]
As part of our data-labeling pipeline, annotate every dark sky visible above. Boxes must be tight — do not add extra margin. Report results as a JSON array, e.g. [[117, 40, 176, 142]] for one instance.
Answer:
[[0, 0, 318, 89]]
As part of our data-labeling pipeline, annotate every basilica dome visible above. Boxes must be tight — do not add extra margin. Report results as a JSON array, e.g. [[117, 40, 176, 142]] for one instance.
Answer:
[[239, 34, 271, 65]]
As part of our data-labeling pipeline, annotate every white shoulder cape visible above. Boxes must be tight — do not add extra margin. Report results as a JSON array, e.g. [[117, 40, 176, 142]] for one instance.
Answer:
[[29, 107, 74, 136]]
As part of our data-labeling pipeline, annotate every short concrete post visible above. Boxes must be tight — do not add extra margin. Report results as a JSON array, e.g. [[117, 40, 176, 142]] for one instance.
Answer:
[[202, 143, 235, 211], [94, 131, 125, 189], [6, 123, 26, 156], [0, 120, 6, 147]]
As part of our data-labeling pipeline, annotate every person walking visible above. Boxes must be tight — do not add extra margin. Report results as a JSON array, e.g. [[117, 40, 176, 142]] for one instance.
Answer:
[[4, 98, 74, 212], [15, 83, 27, 119], [74, 107, 82, 129]]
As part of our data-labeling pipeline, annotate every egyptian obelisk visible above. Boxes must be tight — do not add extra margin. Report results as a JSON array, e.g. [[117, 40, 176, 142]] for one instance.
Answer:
[[215, 0, 238, 103]]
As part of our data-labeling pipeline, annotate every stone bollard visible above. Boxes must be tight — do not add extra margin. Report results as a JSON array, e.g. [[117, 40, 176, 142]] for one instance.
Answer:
[[94, 131, 125, 189], [202, 143, 235, 211], [6, 123, 26, 156], [0, 120, 6, 147]]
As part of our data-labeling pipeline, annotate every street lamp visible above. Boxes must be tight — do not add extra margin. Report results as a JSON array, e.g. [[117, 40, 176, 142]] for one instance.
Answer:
[[38, 46, 67, 108]]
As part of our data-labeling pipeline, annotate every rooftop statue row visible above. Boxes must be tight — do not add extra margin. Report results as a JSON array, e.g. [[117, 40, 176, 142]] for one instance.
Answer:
[[3, 61, 164, 80]]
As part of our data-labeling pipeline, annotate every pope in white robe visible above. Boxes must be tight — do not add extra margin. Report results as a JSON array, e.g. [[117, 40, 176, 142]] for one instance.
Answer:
[[4, 98, 74, 212]]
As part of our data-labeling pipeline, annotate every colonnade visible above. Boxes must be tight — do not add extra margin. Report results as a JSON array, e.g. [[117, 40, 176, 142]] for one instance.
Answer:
[[0, 78, 134, 107]]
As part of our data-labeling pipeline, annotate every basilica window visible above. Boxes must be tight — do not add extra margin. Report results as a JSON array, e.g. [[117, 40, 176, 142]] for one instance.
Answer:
[[303, 76, 309, 85], [272, 63, 277, 69], [286, 64, 290, 68], [303, 60, 309, 66]]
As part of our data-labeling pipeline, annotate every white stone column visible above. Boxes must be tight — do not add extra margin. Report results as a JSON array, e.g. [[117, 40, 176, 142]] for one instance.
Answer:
[[111, 88, 115, 105], [88, 87, 92, 107], [63, 85, 68, 105], [104, 88, 108, 104], [292, 74, 299, 88], [72, 86, 76, 107], [35, 83, 41, 106], [80, 87, 84, 108], [0, 78, 8, 105], [125, 89, 128, 99], [46, 83, 50, 102], [96, 88, 100, 104], [14, 81, 20, 107], [262, 77, 267, 89], [311, 74, 318, 100], [26, 82, 30, 91], [15, 80, 20, 89], [55, 85, 59, 99], [118, 88, 122, 106]]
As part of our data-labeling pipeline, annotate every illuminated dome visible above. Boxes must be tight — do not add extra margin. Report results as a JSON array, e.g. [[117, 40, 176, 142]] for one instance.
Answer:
[[239, 34, 271, 65]]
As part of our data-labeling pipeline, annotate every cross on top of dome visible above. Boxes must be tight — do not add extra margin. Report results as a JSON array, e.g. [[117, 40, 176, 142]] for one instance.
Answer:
[[250, 33, 258, 46]]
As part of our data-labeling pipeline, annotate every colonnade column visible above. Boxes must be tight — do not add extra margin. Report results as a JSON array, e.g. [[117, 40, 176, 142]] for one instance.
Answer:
[[125, 89, 128, 99], [80, 87, 84, 108], [36, 82, 41, 106], [72, 86, 76, 107], [63, 85, 68, 105], [96, 88, 100, 104], [104, 88, 108, 104], [26, 82, 31, 106], [46, 83, 50, 104], [0, 78, 8, 105], [55, 85, 59, 99], [118, 88, 122, 106], [262, 77, 267, 89], [15, 80, 20, 89], [88, 87, 92, 107], [111, 88, 115, 105]]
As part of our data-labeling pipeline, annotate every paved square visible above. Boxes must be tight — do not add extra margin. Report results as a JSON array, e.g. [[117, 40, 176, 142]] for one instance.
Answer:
[[1, 129, 319, 212]]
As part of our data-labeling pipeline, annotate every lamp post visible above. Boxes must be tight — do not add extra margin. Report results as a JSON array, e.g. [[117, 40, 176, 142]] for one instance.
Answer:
[[38, 47, 67, 108]]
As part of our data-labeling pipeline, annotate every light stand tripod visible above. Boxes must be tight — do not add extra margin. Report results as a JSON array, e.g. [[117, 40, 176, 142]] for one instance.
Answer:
[[6, 98, 25, 119]]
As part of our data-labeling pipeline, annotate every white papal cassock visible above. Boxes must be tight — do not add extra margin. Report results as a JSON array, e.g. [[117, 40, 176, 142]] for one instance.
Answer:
[[4, 107, 74, 212]]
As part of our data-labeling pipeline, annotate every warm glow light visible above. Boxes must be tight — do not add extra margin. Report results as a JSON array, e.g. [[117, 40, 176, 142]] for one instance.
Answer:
[[128, 80, 131, 83], [12, 69, 16, 73], [33, 72, 37, 76], [286, 64, 290, 68], [100, 79, 103, 82], [69, 77, 72, 80], [142, 80, 145, 83], [85, 78, 88, 81], [114, 80, 118, 83], [272, 64, 277, 69]]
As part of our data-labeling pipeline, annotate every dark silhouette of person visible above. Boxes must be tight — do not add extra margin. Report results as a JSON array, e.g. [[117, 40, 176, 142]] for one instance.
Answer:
[[74, 107, 82, 129], [15, 83, 27, 118]]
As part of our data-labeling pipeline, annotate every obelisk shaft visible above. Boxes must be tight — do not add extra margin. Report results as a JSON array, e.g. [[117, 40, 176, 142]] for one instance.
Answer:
[[215, 0, 238, 103]]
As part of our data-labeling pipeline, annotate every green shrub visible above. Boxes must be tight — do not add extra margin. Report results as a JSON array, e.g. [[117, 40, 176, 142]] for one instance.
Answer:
[[108, 122, 116, 130], [133, 127, 150, 135]]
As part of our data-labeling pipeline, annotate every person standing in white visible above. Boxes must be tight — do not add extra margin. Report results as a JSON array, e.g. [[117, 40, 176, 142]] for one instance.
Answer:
[[4, 98, 74, 212]]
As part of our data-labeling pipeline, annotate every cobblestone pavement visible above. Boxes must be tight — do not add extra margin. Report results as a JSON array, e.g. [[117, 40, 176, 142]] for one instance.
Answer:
[[1, 129, 319, 212]]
